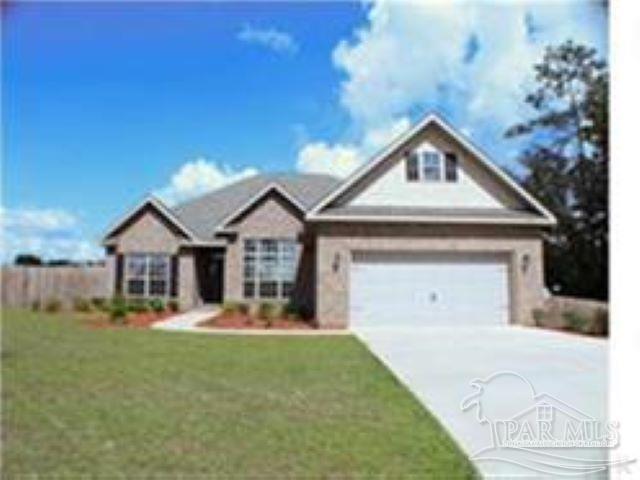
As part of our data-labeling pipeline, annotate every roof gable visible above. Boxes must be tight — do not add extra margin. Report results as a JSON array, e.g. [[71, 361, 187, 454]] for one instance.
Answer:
[[308, 113, 556, 225], [102, 196, 196, 244]]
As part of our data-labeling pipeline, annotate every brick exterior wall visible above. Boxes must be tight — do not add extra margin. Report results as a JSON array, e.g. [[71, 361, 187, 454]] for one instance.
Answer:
[[105, 208, 199, 309], [223, 193, 310, 307], [314, 223, 546, 328]]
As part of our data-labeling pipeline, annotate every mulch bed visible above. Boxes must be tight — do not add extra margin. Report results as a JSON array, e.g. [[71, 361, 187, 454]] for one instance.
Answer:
[[83, 311, 175, 329], [198, 313, 314, 330]]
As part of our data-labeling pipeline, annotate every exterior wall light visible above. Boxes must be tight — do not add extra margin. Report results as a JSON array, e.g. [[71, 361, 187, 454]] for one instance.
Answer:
[[521, 253, 531, 274], [332, 252, 341, 273]]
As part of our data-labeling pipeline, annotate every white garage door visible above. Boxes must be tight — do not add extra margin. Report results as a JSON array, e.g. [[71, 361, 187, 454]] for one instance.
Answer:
[[350, 252, 509, 327]]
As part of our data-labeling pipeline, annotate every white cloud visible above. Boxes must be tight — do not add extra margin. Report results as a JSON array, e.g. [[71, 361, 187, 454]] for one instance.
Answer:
[[297, 142, 361, 178], [157, 157, 259, 205], [333, 1, 606, 131], [237, 24, 299, 55], [0, 207, 102, 263], [298, 0, 606, 172], [296, 116, 410, 177]]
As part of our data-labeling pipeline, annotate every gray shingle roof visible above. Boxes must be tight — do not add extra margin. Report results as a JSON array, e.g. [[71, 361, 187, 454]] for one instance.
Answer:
[[171, 173, 340, 240]]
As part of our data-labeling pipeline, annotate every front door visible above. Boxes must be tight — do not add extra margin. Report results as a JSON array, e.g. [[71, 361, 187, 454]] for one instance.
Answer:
[[196, 250, 224, 304]]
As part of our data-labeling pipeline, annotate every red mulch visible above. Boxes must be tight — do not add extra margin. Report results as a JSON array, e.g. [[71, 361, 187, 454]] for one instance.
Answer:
[[84, 311, 175, 329], [198, 313, 314, 330]]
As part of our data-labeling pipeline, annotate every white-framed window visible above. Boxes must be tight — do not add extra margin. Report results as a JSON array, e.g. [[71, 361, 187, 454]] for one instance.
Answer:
[[243, 238, 300, 300], [406, 150, 458, 183], [422, 152, 442, 181], [125, 253, 171, 297]]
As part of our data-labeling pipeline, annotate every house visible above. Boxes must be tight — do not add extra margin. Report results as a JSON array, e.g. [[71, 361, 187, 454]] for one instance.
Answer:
[[102, 113, 556, 328]]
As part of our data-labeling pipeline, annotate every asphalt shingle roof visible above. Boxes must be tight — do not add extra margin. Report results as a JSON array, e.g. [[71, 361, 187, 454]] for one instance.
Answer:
[[171, 173, 340, 240]]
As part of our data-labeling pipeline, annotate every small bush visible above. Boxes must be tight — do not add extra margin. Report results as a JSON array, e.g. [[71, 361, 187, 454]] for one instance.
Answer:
[[563, 311, 588, 333], [532, 308, 546, 327], [238, 303, 250, 315], [73, 297, 92, 313], [149, 298, 165, 313], [284, 302, 303, 322], [127, 298, 150, 313], [167, 299, 180, 312], [91, 297, 109, 311], [43, 298, 62, 313], [257, 302, 281, 322], [592, 308, 609, 336], [109, 296, 128, 324], [222, 301, 240, 315], [31, 300, 41, 312]]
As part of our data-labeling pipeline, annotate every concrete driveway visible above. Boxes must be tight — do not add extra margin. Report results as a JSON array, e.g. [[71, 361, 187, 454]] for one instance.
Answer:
[[354, 326, 609, 478]]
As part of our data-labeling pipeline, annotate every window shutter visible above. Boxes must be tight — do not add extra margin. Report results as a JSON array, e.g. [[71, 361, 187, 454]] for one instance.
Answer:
[[115, 254, 124, 295], [170, 255, 179, 298], [406, 152, 419, 181], [445, 152, 458, 182]]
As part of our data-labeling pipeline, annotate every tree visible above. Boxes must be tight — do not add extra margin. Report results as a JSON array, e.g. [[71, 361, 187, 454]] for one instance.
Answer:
[[506, 40, 608, 300], [14, 254, 43, 266]]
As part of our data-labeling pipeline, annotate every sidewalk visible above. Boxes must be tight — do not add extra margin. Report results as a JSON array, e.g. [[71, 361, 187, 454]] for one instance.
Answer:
[[152, 305, 218, 331]]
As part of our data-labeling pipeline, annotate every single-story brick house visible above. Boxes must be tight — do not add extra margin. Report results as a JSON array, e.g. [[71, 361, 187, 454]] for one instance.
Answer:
[[102, 113, 556, 328]]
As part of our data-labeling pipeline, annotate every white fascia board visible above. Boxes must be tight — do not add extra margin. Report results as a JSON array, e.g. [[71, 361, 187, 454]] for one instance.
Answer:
[[306, 214, 555, 227]]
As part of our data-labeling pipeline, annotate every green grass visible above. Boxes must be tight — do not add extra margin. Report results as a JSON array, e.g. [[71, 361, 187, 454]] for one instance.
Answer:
[[2, 310, 476, 478]]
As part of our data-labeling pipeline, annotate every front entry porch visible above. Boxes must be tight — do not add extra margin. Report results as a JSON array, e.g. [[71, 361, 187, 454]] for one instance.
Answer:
[[194, 247, 225, 305]]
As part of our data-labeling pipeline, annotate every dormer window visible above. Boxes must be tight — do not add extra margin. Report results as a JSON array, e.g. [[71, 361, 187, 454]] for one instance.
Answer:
[[406, 150, 458, 183], [422, 152, 442, 181]]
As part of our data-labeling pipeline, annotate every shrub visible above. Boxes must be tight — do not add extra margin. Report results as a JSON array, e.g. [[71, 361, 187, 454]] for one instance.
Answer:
[[43, 298, 62, 313], [167, 299, 180, 312], [221, 301, 240, 315], [109, 296, 128, 324], [149, 298, 165, 313], [532, 308, 546, 327], [127, 298, 150, 313], [283, 302, 303, 322], [73, 297, 92, 313], [592, 308, 609, 336], [257, 302, 281, 322], [238, 303, 250, 315], [563, 311, 588, 333], [31, 300, 41, 312], [91, 297, 109, 311]]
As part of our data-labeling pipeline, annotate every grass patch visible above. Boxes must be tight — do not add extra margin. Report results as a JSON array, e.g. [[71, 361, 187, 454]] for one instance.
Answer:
[[2, 309, 476, 478]]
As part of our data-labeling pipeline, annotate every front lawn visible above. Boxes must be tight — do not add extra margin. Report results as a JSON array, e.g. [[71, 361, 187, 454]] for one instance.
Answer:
[[2, 310, 476, 478]]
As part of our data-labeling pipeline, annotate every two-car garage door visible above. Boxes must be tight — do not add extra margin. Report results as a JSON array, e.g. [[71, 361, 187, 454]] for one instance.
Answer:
[[350, 252, 510, 327]]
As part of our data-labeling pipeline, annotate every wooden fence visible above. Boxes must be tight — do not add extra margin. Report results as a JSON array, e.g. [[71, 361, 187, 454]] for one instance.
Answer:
[[1, 266, 111, 309]]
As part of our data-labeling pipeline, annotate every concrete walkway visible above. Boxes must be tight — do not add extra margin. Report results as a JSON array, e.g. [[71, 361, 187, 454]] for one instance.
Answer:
[[152, 305, 219, 331]]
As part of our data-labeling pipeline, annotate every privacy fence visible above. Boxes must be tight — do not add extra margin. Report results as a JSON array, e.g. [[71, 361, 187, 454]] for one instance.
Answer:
[[1, 266, 110, 309]]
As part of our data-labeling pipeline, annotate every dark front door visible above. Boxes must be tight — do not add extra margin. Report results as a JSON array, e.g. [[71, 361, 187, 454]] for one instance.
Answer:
[[196, 249, 224, 304]]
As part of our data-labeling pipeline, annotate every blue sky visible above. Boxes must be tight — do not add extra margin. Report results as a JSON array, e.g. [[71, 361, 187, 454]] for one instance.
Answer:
[[2, 1, 607, 262]]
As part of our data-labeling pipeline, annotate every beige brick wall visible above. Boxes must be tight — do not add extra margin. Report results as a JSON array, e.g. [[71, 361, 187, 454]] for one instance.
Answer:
[[112, 209, 183, 254], [223, 193, 306, 304], [107, 208, 199, 309], [315, 223, 546, 328]]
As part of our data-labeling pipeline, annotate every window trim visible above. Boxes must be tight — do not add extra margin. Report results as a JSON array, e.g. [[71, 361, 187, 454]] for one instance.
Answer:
[[405, 149, 458, 183], [124, 253, 171, 298], [243, 238, 300, 300]]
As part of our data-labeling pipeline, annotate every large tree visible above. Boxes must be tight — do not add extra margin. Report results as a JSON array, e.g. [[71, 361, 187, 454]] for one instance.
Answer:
[[506, 40, 608, 300]]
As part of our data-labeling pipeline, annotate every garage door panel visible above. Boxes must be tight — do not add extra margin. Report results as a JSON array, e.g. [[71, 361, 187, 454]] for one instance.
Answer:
[[350, 252, 509, 327]]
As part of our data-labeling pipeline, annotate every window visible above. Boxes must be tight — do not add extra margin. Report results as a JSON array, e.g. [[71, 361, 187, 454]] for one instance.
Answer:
[[405, 149, 458, 183], [125, 253, 171, 297], [422, 152, 442, 181], [405, 153, 419, 182], [243, 239, 300, 300], [445, 152, 458, 182]]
